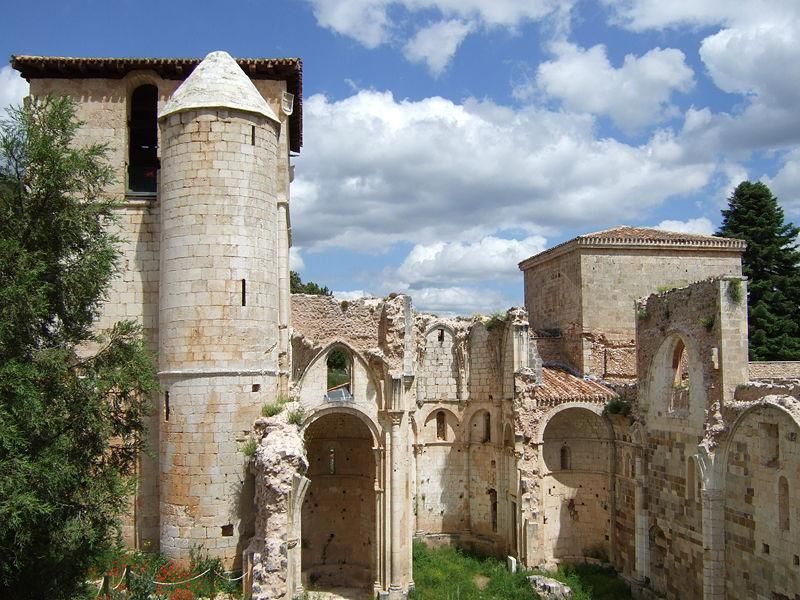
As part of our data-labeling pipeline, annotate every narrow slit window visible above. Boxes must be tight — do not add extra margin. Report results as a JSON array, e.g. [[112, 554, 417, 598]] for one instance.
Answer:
[[483, 413, 491, 443], [489, 489, 498, 532], [251, 125, 256, 146], [241, 279, 247, 306], [164, 391, 170, 422], [436, 411, 446, 441], [779, 476, 790, 531], [438, 328, 444, 343], [329, 448, 335, 474], [561, 445, 571, 470]]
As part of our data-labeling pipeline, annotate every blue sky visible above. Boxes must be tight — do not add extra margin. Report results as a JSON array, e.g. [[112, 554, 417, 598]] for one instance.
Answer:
[[3, 0, 800, 315]]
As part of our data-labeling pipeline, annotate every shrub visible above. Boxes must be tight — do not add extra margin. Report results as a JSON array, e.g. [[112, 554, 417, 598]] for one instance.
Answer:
[[699, 315, 715, 331], [727, 278, 743, 304], [604, 398, 631, 416], [241, 438, 257, 457], [287, 406, 306, 426]]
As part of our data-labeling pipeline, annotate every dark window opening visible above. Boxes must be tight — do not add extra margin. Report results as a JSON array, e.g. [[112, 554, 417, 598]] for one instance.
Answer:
[[164, 391, 170, 422], [326, 348, 352, 401], [436, 411, 446, 441], [241, 279, 247, 306], [489, 489, 498, 532], [128, 85, 159, 193], [763, 543, 770, 554], [483, 413, 491, 443], [329, 447, 336, 474], [252, 384, 261, 393], [560, 445, 571, 470], [251, 125, 256, 145], [438, 328, 444, 343], [221, 524, 234, 537]]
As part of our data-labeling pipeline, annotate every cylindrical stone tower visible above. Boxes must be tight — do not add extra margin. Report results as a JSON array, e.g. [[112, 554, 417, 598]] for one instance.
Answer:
[[157, 51, 282, 565]]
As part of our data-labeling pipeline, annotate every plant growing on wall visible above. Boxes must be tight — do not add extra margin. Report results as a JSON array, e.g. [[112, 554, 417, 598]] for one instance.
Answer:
[[0, 97, 157, 599], [717, 181, 800, 360]]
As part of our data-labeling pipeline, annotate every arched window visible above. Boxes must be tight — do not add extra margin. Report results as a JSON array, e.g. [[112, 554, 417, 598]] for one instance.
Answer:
[[329, 447, 336, 474], [560, 445, 571, 470], [483, 412, 491, 443], [436, 411, 446, 441], [128, 84, 159, 193], [326, 348, 352, 401], [670, 339, 690, 412], [779, 476, 790, 531]]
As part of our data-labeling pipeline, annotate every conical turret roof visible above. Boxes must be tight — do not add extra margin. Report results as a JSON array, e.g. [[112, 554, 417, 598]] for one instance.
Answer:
[[159, 50, 279, 122]]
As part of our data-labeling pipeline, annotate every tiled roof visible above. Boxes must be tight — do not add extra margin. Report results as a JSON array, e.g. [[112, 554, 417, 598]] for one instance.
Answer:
[[519, 225, 745, 270], [536, 367, 617, 403], [10, 54, 303, 152]]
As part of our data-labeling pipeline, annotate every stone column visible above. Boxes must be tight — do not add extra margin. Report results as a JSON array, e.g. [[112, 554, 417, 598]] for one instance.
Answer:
[[389, 410, 404, 596], [374, 447, 385, 594], [702, 487, 725, 600], [634, 457, 649, 583], [276, 200, 290, 396]]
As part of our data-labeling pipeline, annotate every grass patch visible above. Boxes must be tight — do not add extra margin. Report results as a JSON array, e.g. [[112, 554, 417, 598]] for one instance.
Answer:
[[409, 542, 632, 600], [410, 542, 533, 600]]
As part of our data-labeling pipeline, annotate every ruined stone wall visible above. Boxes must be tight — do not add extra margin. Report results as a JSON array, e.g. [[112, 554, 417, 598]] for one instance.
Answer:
[[291, 295, 407, 380], [723, 403, 800, 600], [419, 326, 459, 402], [610, 419, 637, 579]]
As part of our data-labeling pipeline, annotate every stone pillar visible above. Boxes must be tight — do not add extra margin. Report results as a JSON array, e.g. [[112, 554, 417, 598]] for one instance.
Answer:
[[276, 200, 290, 396], [702, 487, 725, 600], [374, 447, 386, 594], [634, 457, 649, 582], [389, 411, 404, 596]]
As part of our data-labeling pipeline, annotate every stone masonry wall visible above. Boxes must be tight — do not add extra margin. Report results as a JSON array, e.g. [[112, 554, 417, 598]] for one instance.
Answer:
[[724, 403, 800, 600]]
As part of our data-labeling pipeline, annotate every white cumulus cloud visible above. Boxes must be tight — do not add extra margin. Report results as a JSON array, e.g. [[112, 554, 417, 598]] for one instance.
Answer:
[[406, 285, 510, 316], [291, 90, 715, 253], [305, 0, 572, 71], [395, 235, 546, 286], [0, 66, 29, 121], [654, 217, 714, 236], [535, 42, 694, 130], [764, 150, 800, 216], [289, 247, 306, 271], [403, 19, 473, 76]]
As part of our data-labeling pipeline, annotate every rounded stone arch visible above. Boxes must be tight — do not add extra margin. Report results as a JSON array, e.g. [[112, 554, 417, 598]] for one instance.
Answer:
[[302, 404, 382, 448], [643, 331, 705, 426], [422, 407, 460, 442], [717, 398, 800, 485], [123, 69, 163, 98], [296, 340, 384, 410], [467, 407, 494, 443], [533, 401, 613, 446], [423, 321, 457, 340], [718, 398, 800, 598]]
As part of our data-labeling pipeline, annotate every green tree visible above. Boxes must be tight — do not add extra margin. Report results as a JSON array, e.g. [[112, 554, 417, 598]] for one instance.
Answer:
[[0, 97, 157, 599], [290, 270, 332, 296], [717, 181, 800, 360]]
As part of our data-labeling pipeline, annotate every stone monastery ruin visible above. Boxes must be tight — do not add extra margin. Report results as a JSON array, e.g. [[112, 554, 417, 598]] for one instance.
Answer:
[[11, 51, 800, 600]]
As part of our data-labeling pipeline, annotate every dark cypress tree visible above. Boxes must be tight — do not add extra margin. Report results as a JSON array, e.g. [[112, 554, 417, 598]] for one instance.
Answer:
[[0, 97, 157, 598], [717, 181, 800, 360]]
